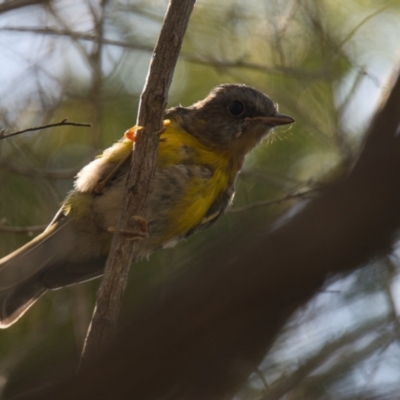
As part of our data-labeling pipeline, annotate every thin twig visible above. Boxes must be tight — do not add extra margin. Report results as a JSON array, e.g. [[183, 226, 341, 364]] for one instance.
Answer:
[[0, 119, 91, 141], [337, 3, 394, 49], [79, 0, 196, 370], [0, 27, 156, 52], [228, 188, 320, 214]]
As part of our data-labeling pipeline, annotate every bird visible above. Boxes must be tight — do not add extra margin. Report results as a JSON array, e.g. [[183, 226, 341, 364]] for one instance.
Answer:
[[0, 84, 294, 327]]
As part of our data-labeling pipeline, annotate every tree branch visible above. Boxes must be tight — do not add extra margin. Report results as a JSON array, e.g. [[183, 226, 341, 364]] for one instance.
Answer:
[[79, 0, 196, 369]]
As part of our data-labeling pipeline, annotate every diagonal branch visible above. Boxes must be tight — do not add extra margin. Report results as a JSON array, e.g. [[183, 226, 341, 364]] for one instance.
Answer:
[[79, 0, 196, 369]]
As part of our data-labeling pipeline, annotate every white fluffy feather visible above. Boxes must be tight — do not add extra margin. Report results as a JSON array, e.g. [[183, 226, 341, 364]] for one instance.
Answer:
[[75, 141, 132, 193]]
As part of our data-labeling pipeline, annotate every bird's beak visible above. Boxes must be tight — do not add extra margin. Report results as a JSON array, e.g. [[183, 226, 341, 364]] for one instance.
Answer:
[[246, 113, 295, 127]]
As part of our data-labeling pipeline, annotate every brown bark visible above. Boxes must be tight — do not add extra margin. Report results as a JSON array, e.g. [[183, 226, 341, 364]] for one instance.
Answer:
[[79, 0, 196, 368]]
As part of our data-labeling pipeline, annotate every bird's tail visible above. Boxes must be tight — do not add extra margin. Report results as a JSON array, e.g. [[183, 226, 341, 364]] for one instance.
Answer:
[[0, 275, 46, 328], [0, 233, 57, 327], [0, 215, 105, 328]]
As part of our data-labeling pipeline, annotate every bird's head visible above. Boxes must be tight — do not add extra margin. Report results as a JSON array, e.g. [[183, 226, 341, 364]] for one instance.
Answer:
[[166, 84, 294, 155]]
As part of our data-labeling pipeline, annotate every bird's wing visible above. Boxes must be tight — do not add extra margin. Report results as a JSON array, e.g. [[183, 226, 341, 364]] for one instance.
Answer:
[[0, 213, 74, 291]]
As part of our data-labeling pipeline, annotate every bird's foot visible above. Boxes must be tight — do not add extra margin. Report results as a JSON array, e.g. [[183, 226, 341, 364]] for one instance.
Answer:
[[107, 215, 149, 241]]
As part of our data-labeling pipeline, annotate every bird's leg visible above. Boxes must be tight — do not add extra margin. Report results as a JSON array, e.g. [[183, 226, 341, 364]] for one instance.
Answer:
[[107, 215, 149, 241]]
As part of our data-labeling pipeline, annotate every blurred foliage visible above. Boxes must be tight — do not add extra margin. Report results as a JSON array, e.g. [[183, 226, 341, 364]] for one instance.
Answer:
[[1, 0, 400, 398]]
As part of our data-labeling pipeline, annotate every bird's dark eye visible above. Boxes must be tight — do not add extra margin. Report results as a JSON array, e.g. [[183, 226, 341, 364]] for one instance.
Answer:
[[228, 100, 245, 116]]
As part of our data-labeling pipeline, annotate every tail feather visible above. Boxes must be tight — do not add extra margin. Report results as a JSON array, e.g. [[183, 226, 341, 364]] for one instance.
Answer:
[[0, 218, 75, 292], [0, 219, 72, 328], [0, 214, 104, 327], [0, 277, 46, 328]]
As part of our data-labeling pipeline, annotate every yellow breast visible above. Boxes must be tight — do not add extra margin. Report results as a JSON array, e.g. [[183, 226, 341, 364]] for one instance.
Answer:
[[157, 119, 232, 239]]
